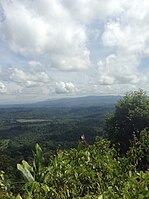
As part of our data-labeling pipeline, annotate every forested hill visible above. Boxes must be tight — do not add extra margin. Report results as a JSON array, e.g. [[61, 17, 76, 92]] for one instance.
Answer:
[[35, 95, 122, 107], [0, 95, 122, 108]]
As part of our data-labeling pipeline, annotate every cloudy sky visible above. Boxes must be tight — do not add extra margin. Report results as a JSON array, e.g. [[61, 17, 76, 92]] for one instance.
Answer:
[[0, 0, 149, 103]]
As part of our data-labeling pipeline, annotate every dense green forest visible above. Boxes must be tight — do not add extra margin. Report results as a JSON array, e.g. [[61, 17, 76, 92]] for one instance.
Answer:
[[0, 104, 113, 173], [0, 90, 149, 198]]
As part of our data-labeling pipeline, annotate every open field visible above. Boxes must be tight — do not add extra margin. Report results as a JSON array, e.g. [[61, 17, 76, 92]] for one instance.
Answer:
[[16, 119, 51, 123]]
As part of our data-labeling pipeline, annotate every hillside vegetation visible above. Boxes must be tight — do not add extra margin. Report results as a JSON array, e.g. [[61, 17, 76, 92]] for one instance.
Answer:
[[0, 90, 148, 198]]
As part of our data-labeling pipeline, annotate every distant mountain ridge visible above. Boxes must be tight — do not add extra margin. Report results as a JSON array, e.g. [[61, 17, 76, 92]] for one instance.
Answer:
[[35, 95, 122, 107], [0, 95, 122, 108]]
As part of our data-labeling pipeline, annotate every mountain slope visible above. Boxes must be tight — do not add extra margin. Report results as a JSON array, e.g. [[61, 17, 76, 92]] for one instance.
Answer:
[[35, 95, 122, 107]]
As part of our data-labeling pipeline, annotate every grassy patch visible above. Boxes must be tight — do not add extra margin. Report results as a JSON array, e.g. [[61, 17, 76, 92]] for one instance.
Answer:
[[16, 119, 51, 123]]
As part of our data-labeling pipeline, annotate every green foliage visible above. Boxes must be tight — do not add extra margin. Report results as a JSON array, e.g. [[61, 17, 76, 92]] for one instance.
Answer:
[[0, 170, 16, 199], [0, 171, 8, 191], [17, 144, 46, 183], [33, 144, 45, 181], [122, 171, 149, 199], [9, 138, 149, 198], [127, 129, 149, 171], [17, 161, 34, 182], [105, 90, 149, 152]]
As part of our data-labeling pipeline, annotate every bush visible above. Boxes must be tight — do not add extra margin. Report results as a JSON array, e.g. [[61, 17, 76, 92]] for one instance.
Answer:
[[3, 138, 147, 199]]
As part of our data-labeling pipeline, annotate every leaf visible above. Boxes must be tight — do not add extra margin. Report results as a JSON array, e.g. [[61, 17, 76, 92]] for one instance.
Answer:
[[41, 184, 50, 192], [16, 194, 23, 199], [33, 143, 45, 173], [17, 161, 35, 182], [98, 195, 104, 199], [138, 194, 144, 199], [22, 160, 34, 173]]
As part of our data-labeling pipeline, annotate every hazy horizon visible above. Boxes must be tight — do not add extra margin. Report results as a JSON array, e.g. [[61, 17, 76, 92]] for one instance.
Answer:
[[0, 94, 123, 105]]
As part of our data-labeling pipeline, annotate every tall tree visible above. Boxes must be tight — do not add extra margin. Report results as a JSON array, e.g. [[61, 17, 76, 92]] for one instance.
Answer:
[[105, 90, 149, 152]]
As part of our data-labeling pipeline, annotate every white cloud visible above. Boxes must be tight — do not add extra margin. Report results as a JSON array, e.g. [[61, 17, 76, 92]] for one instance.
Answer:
[[0, 82, 7, 93], [49, 51, 90, 70], [1, 0, 90, 71], [99, 0, 149, 87], [28, 61, 43, 72], [0, 66, 54, 100], [55, 82, 77, 94], [97, 54, 147, 85], [9, 68, 50, 88], [102, 0, 149, 56], [62, 0, 124, 23], [102, 21, 149, 54]]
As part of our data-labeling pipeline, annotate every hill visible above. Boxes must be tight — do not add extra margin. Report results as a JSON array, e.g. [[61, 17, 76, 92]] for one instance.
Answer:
[[0, 95, 122, 108], [35, 95, 122, 107]]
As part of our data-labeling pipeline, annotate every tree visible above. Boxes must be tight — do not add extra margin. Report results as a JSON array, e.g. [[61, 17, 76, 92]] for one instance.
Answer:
[[104, 90, 149, 152]]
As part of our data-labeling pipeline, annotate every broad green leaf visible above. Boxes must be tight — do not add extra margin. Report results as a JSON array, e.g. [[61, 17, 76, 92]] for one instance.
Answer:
[[22, 160, 34, 173], [138, 194, 144, 199], [17, 162, 35, 182], [16, 194, 23, 199], [98, 195, 103, 199], [33, 143, 45, 173]]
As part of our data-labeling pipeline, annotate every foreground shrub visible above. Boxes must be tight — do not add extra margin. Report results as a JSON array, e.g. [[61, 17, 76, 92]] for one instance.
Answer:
[[0, 137, 148, 198]]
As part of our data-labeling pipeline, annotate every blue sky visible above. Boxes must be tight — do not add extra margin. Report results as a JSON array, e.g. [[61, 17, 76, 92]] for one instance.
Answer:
[[0, 0, 149, 103]]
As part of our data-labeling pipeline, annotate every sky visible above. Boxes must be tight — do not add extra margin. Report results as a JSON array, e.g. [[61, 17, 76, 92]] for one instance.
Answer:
[[0, 0, 149, 104]]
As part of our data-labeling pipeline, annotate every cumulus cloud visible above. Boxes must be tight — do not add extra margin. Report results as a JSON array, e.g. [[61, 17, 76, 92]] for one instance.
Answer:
[[102, 0, 149, 54], [1, 0, 90, 70], [0, 82, 7, 93], [62, 0, 124, 23], [97, 54, 147, 85], [0, 65, 54, 101], [55, 82, 77, 94], [28, 61, 43, 72], [9, 68, 50, 88], [98, 0, 149, 87], [102, 21, 149, 54], [0, 2, 5, 23]]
